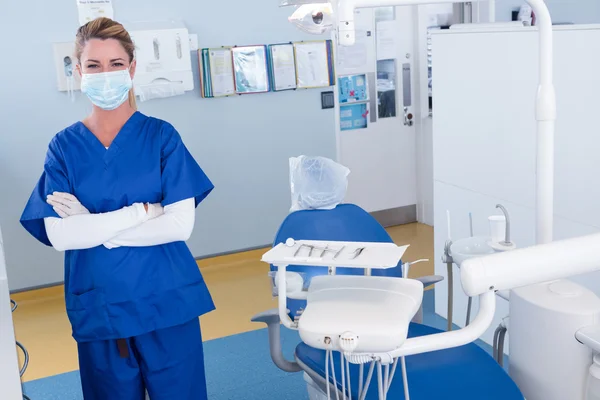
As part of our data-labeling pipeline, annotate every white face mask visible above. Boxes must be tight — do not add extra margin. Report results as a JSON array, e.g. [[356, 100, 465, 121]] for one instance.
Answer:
[[288, 3, 334, 35], [80, 69, 133, 110]]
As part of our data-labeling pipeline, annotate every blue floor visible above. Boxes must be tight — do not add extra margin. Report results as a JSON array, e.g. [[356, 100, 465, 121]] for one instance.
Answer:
[[22, 290, 507, 399]]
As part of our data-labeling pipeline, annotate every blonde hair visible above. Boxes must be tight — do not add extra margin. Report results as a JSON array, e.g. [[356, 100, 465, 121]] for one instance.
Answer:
[[75, 17, 137, 110]]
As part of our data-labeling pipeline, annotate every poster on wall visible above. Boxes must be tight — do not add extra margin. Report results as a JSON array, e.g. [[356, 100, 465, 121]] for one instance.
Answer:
[[336, 30, 370, 73], [338, 74, 368, 103], [76, 0, 114, 26], [340, 103, 369, 131]]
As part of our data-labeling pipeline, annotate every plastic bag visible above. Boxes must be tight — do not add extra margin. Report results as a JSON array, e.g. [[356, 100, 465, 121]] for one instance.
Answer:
[[289, 155, 350, 212], [288, 3, 334, 35]]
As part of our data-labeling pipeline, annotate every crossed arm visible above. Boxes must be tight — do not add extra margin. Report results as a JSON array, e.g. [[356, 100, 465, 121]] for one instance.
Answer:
[[43, 193, 195, 252]]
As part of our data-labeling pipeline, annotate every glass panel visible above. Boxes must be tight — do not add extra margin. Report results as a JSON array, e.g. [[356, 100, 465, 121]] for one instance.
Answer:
[[377, 60, 397, 118], [427, 5, 454, 115], [375, 7, 396, 119], [374, 6, 395, 23]]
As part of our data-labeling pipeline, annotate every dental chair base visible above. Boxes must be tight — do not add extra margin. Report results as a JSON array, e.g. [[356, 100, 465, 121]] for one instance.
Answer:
[[509, 281, 600, 400], [298, 323, 523, 399], [253, 310, 523, 399]]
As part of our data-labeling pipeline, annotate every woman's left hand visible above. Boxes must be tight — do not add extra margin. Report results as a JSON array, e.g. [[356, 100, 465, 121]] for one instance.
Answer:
[[47, 192, 90, 218]]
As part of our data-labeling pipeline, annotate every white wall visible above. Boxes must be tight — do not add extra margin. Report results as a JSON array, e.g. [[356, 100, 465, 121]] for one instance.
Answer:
[[492, 0, 600, 23], [415, 4, 453, 226], [431, 25, 600, 348], [415, 0, 600, 226]]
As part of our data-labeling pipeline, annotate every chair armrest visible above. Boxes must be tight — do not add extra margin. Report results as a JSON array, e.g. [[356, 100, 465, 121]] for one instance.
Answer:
[[415, 275, 444, 289], [251, 309, 302, 373], [411, 275, 443, 324]]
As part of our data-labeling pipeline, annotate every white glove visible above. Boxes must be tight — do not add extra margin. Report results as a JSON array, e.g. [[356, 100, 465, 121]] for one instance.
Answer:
[[146, 203, 164, 219], [103, 203, 164, 250], [47, 192, 90, 218]]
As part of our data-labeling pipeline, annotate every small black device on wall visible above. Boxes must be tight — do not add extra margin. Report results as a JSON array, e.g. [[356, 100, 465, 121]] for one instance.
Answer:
[[321, 91, 335, 109]]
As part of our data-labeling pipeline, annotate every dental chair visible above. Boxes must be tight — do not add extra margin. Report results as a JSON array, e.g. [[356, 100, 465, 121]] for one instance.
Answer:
[[252, 204, 523, 399]]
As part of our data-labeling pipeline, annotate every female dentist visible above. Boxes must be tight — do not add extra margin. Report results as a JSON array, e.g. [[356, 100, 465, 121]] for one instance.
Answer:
[[20, 17, 214, 400]]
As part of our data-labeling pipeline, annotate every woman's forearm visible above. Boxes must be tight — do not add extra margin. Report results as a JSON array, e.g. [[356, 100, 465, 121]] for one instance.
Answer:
[[44, 203, 149, 251], [104, 198, 195, 249]]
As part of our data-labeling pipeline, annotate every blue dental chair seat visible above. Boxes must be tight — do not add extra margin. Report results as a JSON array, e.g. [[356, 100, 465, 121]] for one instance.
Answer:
[[296, 323, 523, 399], [261, 204, 524, 399]]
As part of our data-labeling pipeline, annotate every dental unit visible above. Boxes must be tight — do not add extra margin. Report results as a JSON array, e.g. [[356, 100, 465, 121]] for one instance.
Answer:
[[252, 1, 600, 400]]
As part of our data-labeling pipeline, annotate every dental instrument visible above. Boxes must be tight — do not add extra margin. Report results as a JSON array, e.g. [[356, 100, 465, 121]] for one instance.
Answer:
[[321, 245, 330, 258], [351, 247, 365, 259], [292, 242, 346, 259], [294, 243, 306, 257], [333, 245, 346, 259]]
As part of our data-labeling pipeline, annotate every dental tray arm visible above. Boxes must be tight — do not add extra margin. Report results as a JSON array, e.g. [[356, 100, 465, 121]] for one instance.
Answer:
[[251, 309, 302, 373], [386, 290, 496, 358], [576, 325, 600, 352], [380, 232, 600, 359], [460, 232, 600, 298]]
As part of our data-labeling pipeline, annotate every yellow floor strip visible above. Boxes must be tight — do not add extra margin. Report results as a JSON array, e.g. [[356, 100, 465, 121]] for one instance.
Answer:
[[11, 223, 434, 382]]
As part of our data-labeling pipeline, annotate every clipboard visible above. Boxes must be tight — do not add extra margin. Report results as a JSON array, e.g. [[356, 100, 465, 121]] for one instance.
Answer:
[[199, 48, 236, 98], [231, 45, 271, 94], [268, 43, 297, 92], [293, 40, 335, 89], [208, 47, 235, 97]]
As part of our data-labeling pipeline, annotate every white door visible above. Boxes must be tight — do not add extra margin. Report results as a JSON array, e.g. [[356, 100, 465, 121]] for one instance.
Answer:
[[334, 6, 418, 217]]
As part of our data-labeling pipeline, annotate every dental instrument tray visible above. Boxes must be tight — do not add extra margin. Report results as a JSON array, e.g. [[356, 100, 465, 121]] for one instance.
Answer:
[[299, 275, 424, 353], [263, 239, 409, 269]]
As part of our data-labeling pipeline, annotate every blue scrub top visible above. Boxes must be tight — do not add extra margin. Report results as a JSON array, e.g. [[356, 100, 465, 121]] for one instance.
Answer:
[[20, 112, 215, 343]]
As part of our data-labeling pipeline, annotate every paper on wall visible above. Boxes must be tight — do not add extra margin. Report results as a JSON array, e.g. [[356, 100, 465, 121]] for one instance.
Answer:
[[376, 21, 397, 61], [295, 41, 330, 89], [76, 0, 114, 26], [336, 30, 369, 71], [209, 48, 235, 97], [271, 44, 297, 91]]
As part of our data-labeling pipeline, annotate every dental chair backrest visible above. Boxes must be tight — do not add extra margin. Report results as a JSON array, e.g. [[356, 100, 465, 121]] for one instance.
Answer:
[[272, 203, 403, 320]]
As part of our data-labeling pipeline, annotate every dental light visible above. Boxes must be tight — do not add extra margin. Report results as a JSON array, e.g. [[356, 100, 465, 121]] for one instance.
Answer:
[[290, 5, 334, 34], [283, 1, 335, 35]]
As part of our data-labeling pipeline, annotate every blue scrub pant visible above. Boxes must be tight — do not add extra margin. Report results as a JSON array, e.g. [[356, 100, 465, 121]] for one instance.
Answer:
[[77, 318, 208, 400]]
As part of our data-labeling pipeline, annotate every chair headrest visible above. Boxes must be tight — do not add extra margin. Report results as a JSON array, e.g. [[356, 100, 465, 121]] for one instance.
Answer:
[[289, 156, 350, 212]]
